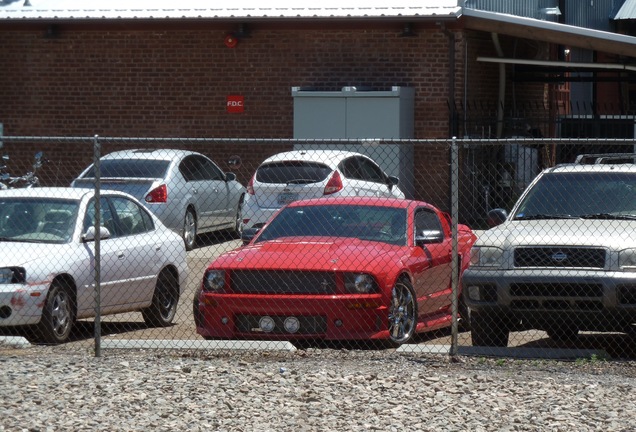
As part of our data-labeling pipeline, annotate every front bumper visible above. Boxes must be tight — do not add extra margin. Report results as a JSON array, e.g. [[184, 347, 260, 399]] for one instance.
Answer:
[[0, 283, 47, 327], [195, 293, 391, 340], [462, 268, 636, 330]]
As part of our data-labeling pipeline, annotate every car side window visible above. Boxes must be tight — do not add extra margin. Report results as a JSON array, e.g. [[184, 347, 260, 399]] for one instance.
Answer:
[[357, 157, 386, 183], [110, 197, 152, 236], [415, 209, 442, 236], [339, 157, 363, 180], [84, 198, 118, 237], [200, 157, 225, 181]]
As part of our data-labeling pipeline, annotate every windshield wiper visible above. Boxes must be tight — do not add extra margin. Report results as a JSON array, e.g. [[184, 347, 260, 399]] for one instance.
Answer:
[[514, 213, 577, 220], [580, 213, 636, 220]]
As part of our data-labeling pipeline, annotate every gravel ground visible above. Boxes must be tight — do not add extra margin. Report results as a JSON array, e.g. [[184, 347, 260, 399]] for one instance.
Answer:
[[1, 343, 636, 432]]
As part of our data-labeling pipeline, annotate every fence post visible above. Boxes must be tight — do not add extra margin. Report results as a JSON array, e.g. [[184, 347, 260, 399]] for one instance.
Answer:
[[93, 135, 102, 357], [450, 137, 459, 357]]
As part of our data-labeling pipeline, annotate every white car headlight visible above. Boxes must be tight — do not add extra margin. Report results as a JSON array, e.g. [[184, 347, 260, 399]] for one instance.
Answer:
[[619, 249, 636, 272], [470, 246, 504, 268], [202, 270, 225, 292]]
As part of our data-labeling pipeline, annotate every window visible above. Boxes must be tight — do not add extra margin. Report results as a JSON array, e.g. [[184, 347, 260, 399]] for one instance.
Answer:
[[180, 155, 225, 182], [415, 209, 442, 235]]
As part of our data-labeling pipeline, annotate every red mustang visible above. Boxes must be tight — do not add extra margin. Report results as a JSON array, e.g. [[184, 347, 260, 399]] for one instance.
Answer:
[[194, 196, 476, 346]]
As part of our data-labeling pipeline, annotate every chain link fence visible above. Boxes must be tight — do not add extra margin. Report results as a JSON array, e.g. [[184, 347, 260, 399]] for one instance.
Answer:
[[1, 135, 636, 359]]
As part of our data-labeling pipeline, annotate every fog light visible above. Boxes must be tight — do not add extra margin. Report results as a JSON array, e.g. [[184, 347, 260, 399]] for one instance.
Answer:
[[283, 317, 300, 333], [468, 285, 481, 301], [221, 316, 229, 325], [334, 319, 343, 327], [259, 316, 275, 333]]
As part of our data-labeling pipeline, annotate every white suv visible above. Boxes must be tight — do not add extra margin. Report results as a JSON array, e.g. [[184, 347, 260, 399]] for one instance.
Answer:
[[243, 150, 405, 229], [463, 153, 636, 347]]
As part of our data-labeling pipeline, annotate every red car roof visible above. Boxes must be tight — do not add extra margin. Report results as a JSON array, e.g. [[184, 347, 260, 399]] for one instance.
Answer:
[[285, 196, 431, 209]]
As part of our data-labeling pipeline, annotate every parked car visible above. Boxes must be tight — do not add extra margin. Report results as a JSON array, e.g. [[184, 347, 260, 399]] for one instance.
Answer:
[[72, 149, 246, 250], [463, 153, 636, 347], [0, 187, 188, 344], [242, 150, 405, 229], [194, 196, 476, 346]]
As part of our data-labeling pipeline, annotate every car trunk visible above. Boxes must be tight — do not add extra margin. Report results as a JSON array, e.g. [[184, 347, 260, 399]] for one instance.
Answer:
[[72, 178, 157, 202]]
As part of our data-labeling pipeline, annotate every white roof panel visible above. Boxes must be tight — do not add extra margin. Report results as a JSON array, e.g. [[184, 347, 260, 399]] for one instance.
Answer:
[[613, 0, 636, 20], [0, 0, 462, 20]]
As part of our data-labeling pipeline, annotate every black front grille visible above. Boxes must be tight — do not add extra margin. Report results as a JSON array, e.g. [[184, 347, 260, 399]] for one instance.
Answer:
[[235, 315, 328, 334], [231, 270, 337, 294], [510, 283, 603, 298], [514, 247, 606, 269]]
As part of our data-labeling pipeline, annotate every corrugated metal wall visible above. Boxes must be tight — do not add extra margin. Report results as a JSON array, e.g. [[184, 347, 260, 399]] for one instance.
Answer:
[[464, 0, 560, 20]]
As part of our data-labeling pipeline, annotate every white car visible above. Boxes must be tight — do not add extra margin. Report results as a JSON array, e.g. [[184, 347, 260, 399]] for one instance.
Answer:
[[0, 187, 188, 344], [243, 150, 405, 229]]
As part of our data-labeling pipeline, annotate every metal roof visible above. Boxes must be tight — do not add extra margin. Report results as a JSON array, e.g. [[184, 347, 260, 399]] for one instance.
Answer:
[[613, 0, 636, 20], [0, 0, 462, 20]]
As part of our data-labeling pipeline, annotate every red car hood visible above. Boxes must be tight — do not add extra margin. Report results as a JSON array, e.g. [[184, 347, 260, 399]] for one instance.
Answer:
[[212, 236, 408, 273]]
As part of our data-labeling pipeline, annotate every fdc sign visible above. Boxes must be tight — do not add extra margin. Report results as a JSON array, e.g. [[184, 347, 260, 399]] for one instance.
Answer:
[[226, 95, 244, 113]]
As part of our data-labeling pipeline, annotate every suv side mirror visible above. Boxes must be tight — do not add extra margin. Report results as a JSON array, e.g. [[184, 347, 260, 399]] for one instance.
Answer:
[[487, 208, 508, 227]]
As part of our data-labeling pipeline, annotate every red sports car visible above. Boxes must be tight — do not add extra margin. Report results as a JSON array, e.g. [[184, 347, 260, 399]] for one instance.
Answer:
[[194, 196, 477, 346]]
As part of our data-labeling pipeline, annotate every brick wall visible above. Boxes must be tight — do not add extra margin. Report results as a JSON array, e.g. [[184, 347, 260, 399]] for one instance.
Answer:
[[0, 22, 506, 211]]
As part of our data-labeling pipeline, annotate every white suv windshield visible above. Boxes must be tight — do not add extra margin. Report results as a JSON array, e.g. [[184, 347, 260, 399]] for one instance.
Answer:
[[514, 172, 636, 220]]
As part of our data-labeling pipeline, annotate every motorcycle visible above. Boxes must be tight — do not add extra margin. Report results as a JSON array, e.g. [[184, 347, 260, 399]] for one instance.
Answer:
[[0, 152, 46, 189]]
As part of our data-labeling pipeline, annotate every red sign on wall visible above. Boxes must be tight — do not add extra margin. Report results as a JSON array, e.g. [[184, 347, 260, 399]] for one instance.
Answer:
[[226, 95, 244, 113]]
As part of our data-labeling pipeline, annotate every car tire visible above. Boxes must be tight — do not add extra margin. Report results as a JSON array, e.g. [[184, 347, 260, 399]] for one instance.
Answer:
[[34, 281, 74, 344], [387, 279, 418, 346], [232, 196, 244, 239], [458, 293, 471, 332], [546, 325, 579, 342], [183, 208, 197, 251], [142, 270, 179, 327], [470, 311, 509, 347]]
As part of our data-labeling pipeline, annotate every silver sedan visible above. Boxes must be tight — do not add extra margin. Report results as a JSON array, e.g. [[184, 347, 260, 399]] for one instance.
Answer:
[[72, 149, 246, 250]]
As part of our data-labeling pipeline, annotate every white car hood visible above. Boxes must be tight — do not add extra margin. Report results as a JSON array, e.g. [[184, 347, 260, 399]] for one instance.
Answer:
[[478, 218, 636, 249], [0, 242, 73, 267]]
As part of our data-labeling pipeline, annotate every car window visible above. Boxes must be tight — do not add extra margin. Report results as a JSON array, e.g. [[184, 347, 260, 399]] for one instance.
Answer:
[[415, 209, 442, 235], [180, 155, 225, 182], [514, 172, 636, 218], [357, 157, 386, 183], [0, 198, 78, 243], [255, 161, 332, 184], [84, 198, 118, 237], [256, 205, 407, 246], [110, 196, 153, 236], [83, 159, 170, 178], [339, 158, 364, 180]]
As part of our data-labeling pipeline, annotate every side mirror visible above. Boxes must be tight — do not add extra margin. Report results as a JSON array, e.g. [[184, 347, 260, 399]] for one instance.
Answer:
[[386, 175, 399, 190], [487, 208, 508, 228], [225, 172, 237, 182], [82, 226, 111, 242], [415, 229, 444, 247], [241, 227, 260, 245]]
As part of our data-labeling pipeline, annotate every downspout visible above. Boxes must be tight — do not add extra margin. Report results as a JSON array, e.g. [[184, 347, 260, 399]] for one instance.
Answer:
[[441, 23, 457, 137], [492, 33, 505, 138]]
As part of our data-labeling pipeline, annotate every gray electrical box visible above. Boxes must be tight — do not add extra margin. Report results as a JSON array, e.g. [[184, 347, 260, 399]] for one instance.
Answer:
[[291, 86, 415, 198]]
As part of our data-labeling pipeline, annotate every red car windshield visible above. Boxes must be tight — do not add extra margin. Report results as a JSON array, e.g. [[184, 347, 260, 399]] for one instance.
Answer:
[[256, 205, 407, 246]]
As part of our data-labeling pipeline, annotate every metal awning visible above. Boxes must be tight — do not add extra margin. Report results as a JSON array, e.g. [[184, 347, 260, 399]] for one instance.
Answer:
[[613, 0, 636, 20], [462, 8, 636, 59]]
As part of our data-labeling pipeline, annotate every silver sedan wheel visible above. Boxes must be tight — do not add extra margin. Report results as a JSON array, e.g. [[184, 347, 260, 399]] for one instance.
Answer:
[[388, 280, 417, 345], [183, 208, 197, 251]]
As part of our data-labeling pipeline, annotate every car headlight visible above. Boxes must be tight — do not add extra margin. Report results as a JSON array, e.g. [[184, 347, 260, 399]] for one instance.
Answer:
[[470, 246, 504, 268], [202, 270, 225, 292], [619, 249, 636, 272], [0, 267, 26, 284], [344, 273, 378, 294]]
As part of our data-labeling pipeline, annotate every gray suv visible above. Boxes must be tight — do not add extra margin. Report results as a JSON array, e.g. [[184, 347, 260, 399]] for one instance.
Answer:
[[463, 153, 636, 346]]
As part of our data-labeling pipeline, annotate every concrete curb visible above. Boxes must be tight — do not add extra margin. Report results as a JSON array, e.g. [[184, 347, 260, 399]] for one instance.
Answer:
[[0, 336, 31, 348], [397, 343, 609, 359], [101, 339, 297, 351]]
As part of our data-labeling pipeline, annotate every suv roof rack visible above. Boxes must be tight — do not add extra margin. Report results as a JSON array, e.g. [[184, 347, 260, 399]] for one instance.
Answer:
[[574, 153, 636, 165]]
